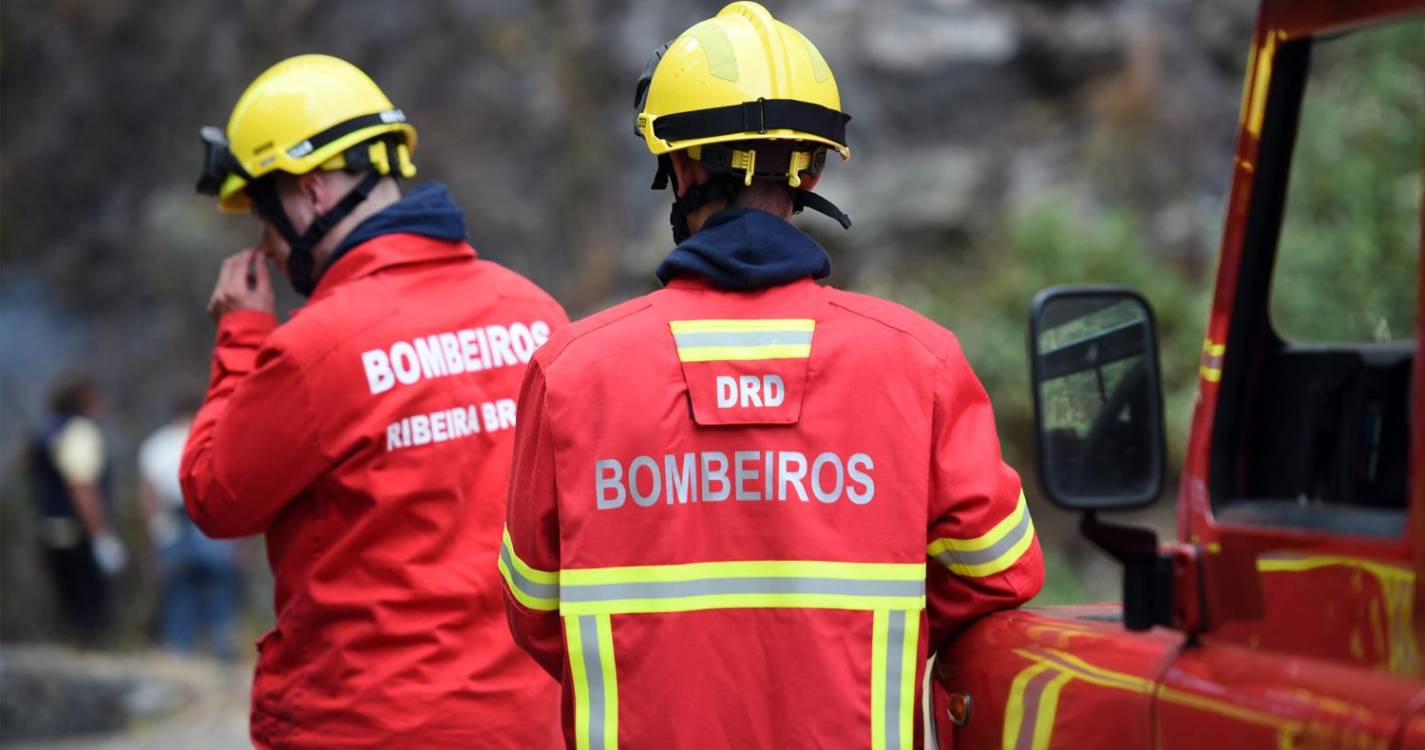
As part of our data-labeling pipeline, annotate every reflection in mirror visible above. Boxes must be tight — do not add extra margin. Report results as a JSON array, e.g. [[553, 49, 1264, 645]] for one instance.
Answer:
[[1035, 294, 1160, 504]]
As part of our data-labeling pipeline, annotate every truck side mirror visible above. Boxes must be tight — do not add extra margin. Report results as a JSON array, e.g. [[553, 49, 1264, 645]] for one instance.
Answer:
[[1029, 286, 1166, 511]]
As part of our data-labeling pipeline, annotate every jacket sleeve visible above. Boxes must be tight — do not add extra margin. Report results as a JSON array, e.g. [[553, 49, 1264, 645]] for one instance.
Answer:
[[181, 310, 332, 539], [500, 358, 565, 678], [925, 339, 1044, 652]]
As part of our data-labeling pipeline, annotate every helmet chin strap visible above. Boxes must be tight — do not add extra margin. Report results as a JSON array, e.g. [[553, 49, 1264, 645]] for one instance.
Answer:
[[247, 172, 382, 296], [659, 162, 741, 244], [651, 152, 851, 245]]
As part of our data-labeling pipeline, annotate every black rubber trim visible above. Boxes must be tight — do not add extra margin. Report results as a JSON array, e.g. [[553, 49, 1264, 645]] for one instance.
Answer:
[[652, 99, 848, 146]]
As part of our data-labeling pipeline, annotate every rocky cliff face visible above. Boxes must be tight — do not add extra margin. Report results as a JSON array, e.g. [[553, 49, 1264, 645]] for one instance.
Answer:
[[0, 0, 1255, 636]]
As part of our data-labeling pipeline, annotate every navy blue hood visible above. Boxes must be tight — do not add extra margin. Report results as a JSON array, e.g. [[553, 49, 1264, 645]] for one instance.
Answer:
[[655, 208, 831, 291], [324, 183, 467, 272]]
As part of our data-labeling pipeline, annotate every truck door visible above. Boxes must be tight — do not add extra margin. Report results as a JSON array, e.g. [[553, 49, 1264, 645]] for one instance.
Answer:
[[1157, 5, 1424, 747]]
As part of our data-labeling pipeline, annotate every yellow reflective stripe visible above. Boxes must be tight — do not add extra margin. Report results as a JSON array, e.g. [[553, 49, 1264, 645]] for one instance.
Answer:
[[670, 318, 815, 334], [1001, 661, 1073, 750], [895, 611, 920, 749], [562, 560, 922, 586], [870, 611, 889, 750], [499, 527, 559, 611], [497, 556, 558, 611], [1200, 339, 1225, 382], [596, 615, 619, 750], [1015, 648, 1152, 693], [502, 528, 559, 583], [870, 609, 920, 750], [561, 592, 926, 616], [670, 318, 816, 362], [1030, 672, 1072, 750], [566, 614, 618, 750], [1256, 553, 1415, 583], [927, 492, 1036, 577], [558, 560, 925, 616], [1246, 31, 1279, 137], [676, 344, 811, 362], [566, 616, 593, 750], [949, 517, 1034, 578], [1005, 647, 1307, 743], [929, 493, 1027, 555], [1001, 663, 1054, 750]]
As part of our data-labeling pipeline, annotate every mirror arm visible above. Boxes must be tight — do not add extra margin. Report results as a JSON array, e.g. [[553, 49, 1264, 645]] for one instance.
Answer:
[[1080, 511, 1174, 632]]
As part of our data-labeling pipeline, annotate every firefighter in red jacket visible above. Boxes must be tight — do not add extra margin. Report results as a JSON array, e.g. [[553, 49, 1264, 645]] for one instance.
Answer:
[[501, 4, 1045, 748], [184, 54, 565, 748]]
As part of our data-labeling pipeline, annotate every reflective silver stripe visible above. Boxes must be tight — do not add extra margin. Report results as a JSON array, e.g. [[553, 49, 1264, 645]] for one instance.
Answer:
[[934, 508, 1033, 568], [885, 610, 906, 750], [561, 576, 925, 603], [1014, 667, 1058, 750], [673, 330, 814, 348], [501, 544, 560, 600], [580, 615, 606, 750]]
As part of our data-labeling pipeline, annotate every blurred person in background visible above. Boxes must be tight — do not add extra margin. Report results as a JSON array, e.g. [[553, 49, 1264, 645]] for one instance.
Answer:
[[183, 55, 566, 748], [27, 376, 127, 642], [138, 394, 240, 661], [500, 4, 1043, 748]]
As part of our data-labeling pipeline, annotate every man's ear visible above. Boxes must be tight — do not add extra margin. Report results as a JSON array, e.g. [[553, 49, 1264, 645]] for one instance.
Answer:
[[296, 171, 328, 211], [797, 173, 821, 193], [669, 152, 709, 198]]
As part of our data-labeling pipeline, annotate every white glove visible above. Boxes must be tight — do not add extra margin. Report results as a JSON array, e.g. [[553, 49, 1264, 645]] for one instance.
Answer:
[[148, 512, 181, 547], [91, 532, 128, 575]]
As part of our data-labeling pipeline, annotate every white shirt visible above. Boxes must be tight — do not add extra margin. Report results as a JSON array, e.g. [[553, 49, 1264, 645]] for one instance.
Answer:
[[139, 421, 190, 511], [51, 417, 105, 484]]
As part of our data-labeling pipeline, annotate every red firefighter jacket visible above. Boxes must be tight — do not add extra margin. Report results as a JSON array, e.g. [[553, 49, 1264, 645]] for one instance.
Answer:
[[183, 188, 567, 748], [502, 209, 1043, 750]]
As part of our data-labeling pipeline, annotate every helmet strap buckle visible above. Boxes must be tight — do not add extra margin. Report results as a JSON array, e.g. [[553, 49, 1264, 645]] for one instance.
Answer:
[[785, 151, 811, 189], [739, 98, 769, 135], [740, 149, 756, 186]]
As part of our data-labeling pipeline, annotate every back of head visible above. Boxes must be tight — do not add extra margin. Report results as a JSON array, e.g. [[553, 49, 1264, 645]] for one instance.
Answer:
[[195, 54, 420, 295], [49, 376, 97, 418], [199, 54, 417, 214], [633, 2, 853, 242]]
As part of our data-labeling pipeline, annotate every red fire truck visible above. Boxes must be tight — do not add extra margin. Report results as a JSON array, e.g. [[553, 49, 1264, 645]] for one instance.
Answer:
[[933, 0, 1425, 747]]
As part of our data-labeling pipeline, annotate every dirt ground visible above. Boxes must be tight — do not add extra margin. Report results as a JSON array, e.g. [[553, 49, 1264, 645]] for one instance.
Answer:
[[2, 644, 945, 749], [2, 646, 250, 750]]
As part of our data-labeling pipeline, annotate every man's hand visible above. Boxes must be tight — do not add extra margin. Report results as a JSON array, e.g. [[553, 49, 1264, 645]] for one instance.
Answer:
[[91, 531, 128, 576], [208, 248, 276, 322]]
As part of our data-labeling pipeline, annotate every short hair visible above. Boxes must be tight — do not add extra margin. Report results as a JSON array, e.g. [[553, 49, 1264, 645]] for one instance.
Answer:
[[49, 377, 98, 417], [733, 180, 795, 217]]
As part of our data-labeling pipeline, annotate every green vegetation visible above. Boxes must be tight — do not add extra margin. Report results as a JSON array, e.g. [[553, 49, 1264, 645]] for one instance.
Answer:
[[1272, 21, 1422, 343], [1033, 548, 1093, 605], [920, 199, 1210, 480]]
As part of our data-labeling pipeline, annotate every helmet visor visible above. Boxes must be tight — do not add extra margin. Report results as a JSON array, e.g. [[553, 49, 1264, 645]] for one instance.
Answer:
[[195, 126, 248, 196]]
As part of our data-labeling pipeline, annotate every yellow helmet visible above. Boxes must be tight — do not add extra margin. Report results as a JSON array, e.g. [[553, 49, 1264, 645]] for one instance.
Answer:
[[634, 2, 851, 241], [197, 54, 417, 213], [636, 2, 849, 162]]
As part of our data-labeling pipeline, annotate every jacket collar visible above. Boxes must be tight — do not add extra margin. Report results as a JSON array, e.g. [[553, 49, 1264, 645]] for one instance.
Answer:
[[308, 183, 473, 300], [309, 233, 475, 301], [655, 207, 831, 291]]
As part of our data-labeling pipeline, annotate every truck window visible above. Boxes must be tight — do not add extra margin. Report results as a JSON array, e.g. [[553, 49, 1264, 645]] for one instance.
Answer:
[[1270, 21, 1421, 343], [1211, 19, 1421, 538]]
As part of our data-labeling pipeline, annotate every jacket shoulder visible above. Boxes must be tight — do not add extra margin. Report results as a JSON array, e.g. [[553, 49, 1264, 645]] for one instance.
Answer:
[[825, 287, 958, 363], [472, 258, 564, 310], [260, 290, 381, 366], [534, 293, 659, 369]]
